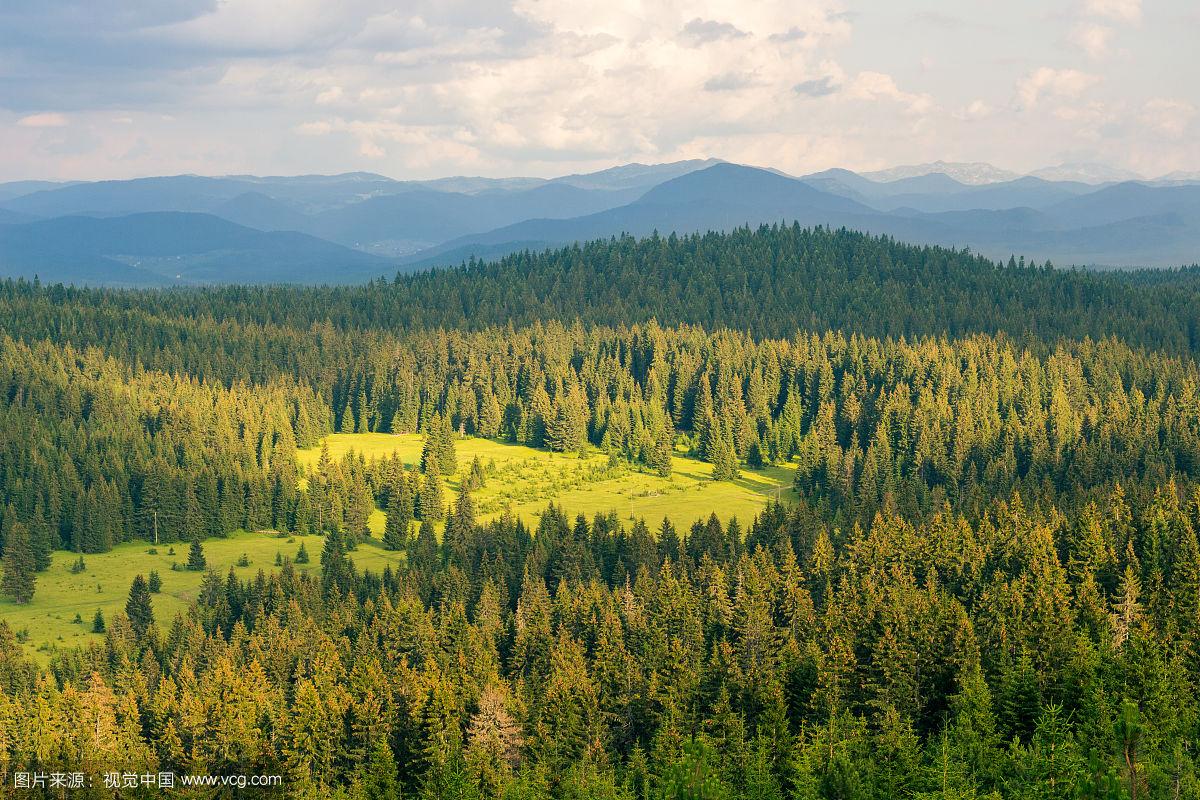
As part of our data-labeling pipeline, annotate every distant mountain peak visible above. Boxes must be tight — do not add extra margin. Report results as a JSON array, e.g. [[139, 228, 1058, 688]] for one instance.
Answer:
[[1028, 162, 1144, 185], [862, 161, 1020, 186]]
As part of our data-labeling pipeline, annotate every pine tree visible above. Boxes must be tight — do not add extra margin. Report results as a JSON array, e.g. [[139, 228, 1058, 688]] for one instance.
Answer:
[[418, 468, 446, 521], [649, 424, 674, 477], [382, 487, 410, 551], [296, 542, 310, 563], [125, 574, 154, 638], [321, 529, 352, 597], [29, 510, 52, 571], [92, 608, 106, 633], [1, 521, 36, 604], [710, 426, 740, 482], [186, 536, 207, 571], [148, 570, 162, 593]]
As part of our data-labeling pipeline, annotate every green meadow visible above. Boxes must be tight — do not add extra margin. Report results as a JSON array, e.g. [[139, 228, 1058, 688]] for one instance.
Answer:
[[4, 432, 794, 659], [0, 529, 407, 662], [297, 432, 798, 528]]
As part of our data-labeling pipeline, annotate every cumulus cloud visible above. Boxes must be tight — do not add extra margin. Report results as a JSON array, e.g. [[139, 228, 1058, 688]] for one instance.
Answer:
[[1084, 0, 1141, 23], [953, 100, 994, 121], [704, 71, 759, 92], [1143, 98, 1195, 138], [0, 1, 1196, 181], [845, 71, 933, 114], [1071, 24, 1113, 58], [17, 112, 68, 127], [793, 76, 837, 97], [1017, 67, 1099, 108], [680, 18, 748, 45]]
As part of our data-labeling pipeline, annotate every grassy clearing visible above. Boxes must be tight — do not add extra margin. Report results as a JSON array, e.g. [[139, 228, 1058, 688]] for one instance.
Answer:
[[5, 433, 793, 659], [298, 433, 798, 529], [0, 529, 405, 661]]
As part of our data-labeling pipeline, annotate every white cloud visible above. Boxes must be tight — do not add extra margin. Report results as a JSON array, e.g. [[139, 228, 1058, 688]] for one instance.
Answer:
[[1143, 98, 1195, 138], [1070, 24, 1113, 58], [16, 112, 68, 128], [1084, 0, 1141, 23], [315, 86, 344, 105], [953, 100, 994, 121], [846, 71, 933, 115], [1017, 67, 1099, 108]]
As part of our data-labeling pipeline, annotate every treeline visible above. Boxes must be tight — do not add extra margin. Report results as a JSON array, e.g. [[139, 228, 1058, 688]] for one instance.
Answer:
[[321, 324, 1200, 526], [2, 482, 1196, 797], [5, 320, 1200, 567], [0, 335, 326, 564], [3, 227, 1200, 391]]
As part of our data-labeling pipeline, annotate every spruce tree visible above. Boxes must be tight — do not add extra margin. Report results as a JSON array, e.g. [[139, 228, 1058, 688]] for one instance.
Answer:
[[710, 427, 741, 482], [29, 511, 52, 572], [437, 413, 458, 474], [186, 535, 207, 571], [296, 542, 310, 563], [125, 574, 154, 638], [320, 529, 352, 597], [418, 459, 446, 521], [148, 570, 162, 593], [383, 489, 411, 551], [1, 521, 36, 604], [91, 609, 106, 633]]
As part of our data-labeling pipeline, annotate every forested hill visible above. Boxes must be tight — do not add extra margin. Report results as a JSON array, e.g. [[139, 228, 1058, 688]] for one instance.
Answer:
[[5, 225, 1199, 358]]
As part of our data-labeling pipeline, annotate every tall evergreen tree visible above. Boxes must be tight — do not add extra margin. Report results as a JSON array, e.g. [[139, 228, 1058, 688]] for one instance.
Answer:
[[186, 535, 207, 571], [1, 521, 36, 604], [125, 574, 154, 638]]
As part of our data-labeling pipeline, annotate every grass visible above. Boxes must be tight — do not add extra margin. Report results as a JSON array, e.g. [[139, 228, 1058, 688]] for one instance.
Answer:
[[0, 529, 406, 662], [298, 432, 798, 530], [4, 432, 795, 659]]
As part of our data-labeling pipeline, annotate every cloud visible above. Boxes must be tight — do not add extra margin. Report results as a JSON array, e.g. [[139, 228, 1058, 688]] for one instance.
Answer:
[[793, 76, 837, 97], [704, 72, 759, 92], [1017, 67, 1099, 108], [1143, 98, 1195, 138], [953, 100, 994, 121], [846, 72, 932, 114], [680, 18, 748, 45], [1070, 24, 1112, 58], [1084, 0, 1141, 23], [768, 27, 807, 43], [17, 112, 68, 127], [0, 1, 1195, 182]]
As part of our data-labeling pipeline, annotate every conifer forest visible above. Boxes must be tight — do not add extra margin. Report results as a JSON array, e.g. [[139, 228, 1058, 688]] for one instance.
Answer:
[[2, 226, 1200, 798]]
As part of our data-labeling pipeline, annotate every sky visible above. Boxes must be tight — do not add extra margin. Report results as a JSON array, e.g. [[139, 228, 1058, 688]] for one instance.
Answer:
[[0, 0, 1196, 182]]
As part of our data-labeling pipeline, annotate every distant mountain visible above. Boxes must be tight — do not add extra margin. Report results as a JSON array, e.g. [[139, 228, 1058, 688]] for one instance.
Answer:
[[1045, 182, 1200, 227], [210, 192, 313, 233], [413, 163, 879, 263], [1029, 162, 1143, 184], [5, 159, 1200, 284], [0, 180, 74, 203], [0, 173, 404, 218], [548, 159, 723, 191], [0, 212, 391, 286], [861, 161, 1020, 185], [860, 176, 1096, 214], [410, 162, 1200, 270], [0, 208, 38, 225], [1153, 171, 1200, 185], [305, 183, 644, 255], [0, 170, 647, 255]]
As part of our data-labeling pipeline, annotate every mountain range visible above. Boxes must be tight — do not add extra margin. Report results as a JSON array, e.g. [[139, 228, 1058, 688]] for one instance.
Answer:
[[1, 159, 1197, 286]]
